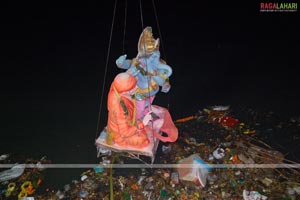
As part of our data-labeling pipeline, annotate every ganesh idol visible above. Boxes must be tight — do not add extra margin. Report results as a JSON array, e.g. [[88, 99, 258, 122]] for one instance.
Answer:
[[115, 27, 173, 121]]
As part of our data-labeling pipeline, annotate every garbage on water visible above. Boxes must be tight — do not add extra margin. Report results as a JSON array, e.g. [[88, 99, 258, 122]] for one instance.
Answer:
[[1, 105, 300, 199], [80, 175, 88, 182], [243, 189, 268, 200], [0, 154, 9, 161], [0, 155, 50, 199], [93, 165, 104, 173], [78, 190, 89, 198], [170, 172, 179, 186], [212, 147, 225, 159], [19, 197, 35, 200], [162, 144, 172, 154], [0, 164, 25, 182], [211, 105, 230, 111], [294, 186, 300, 194]]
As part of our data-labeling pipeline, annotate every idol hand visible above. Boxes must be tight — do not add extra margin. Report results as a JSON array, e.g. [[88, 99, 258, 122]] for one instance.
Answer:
[[161, 82, 171, 93], [142, 111, 153, 126], [116, 54, 127, 67]]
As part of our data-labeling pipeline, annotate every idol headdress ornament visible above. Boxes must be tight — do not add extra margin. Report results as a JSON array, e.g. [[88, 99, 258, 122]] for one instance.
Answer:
[[138, 27, 160, 57]]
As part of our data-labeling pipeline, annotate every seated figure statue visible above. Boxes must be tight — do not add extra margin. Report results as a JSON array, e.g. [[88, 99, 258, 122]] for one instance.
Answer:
[[106, 72, 153, 149]]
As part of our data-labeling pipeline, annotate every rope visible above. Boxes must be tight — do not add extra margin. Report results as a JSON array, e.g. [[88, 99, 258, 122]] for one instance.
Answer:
[[139, 0, 144, 29], [95, 0, 118, 139], [151, 0, 167, 63], [151, 0, 170, 110], [122, 0, 127, 54]]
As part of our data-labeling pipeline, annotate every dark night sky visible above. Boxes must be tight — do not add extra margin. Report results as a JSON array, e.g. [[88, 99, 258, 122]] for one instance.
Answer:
[[1, 2, 299, 108], [0, 0, 299, 188]]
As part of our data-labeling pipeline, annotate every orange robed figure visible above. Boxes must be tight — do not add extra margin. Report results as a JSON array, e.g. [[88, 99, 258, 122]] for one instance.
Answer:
[[107, 72, 152, 148]]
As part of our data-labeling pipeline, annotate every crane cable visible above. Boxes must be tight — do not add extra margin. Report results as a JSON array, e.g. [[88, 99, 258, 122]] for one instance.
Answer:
[[122, 0, 127, 54], [95, 0, 118, 139], [151, 0, 171, 111], [152, 0, 167, 63]]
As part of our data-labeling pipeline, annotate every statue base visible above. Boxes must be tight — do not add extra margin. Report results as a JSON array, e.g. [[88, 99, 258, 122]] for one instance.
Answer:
[[95, 126, 160, 164]]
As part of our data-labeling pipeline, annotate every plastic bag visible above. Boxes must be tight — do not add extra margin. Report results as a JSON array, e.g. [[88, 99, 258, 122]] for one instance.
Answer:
[[177, 154, 210, 187], [0, 164, 25, 182]]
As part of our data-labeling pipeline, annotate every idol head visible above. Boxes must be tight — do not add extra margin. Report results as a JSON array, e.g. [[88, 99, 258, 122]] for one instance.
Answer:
[[137, 26, 160, 57]]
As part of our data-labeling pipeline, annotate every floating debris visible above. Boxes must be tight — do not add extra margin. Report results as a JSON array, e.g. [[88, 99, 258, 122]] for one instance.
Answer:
[[1, 106, 300, 199], [0, 155, 50, 199], [0, 154, 9, 161]]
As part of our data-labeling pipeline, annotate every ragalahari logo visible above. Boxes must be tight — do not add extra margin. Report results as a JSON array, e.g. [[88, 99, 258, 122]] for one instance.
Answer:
[[260, 2, 297, 12]]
